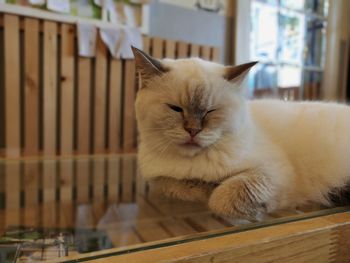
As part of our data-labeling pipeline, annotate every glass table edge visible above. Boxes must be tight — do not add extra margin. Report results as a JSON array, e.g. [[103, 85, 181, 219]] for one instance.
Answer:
[[60, 205, 350, 262]]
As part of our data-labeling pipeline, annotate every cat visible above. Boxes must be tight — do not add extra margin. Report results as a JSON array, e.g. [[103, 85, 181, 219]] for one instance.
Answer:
[[131, 46, 350, 220]]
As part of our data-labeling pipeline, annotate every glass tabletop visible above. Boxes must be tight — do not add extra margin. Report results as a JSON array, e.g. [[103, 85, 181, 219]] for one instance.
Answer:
[[0, 154, 349, 262]]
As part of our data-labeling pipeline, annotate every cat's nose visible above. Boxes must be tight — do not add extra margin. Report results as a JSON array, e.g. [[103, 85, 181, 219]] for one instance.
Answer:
[[185, 127, 202, 137]]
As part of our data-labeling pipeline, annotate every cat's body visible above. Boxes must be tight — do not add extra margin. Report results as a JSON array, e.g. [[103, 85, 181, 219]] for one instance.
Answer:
[[132, 46, 350, 220]]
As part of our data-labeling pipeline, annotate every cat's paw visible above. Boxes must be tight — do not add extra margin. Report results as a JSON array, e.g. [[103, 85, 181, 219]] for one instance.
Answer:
[[208, 177, 267, 221]]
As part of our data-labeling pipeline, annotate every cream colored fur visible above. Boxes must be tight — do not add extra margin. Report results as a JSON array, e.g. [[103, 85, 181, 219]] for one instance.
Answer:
[[134, 52, 350, 219]]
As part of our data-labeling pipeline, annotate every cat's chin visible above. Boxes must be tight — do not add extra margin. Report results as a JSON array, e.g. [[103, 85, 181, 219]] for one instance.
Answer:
[[174, 142, 206, 157]]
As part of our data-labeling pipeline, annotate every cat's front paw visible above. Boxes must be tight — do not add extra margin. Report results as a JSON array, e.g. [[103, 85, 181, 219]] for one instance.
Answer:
[[208, 176, 267, 221]]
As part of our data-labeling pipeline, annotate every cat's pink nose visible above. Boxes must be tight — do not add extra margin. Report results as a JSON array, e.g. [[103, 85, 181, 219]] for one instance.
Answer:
[[185, 127, 201, 137]]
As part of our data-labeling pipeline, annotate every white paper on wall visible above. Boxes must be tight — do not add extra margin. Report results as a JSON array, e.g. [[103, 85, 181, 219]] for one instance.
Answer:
[[77, 22, 97, 57], [47, 0, 70, 13], [100, 27, 123, 58], [29, 0, 45, 5], [94, 0, 114, 8], [120, 27, 143, 59], [124, 5, 137, 27]]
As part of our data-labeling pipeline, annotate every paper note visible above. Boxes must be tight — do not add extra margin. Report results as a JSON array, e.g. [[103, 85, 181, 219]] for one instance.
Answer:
[[94, 0, 114, 8], [100, 27, 123, 58], [29, 0, 45, 5], [120, 27, 143, 59], [124, 4, 137, 27], [47, 0, 70, 13], [77, 22, 97, 57]]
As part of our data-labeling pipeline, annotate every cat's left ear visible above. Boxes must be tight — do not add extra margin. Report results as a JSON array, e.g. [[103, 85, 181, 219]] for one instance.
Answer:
[[131, 46, 169, 85], [223, 61, 258, 83]]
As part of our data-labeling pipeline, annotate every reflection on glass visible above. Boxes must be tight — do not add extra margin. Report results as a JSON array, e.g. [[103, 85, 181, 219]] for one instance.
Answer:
[[304, 18, 326, 67], [278, 10, 305, 64], [250, 63, 277, 91], [251, 1, 278, 62], [0, 155, 344, 262], [303, 70, 322, 99], [280, 0, 305, 10], [281, 0, 329, 16], [278, 65, 302, 88], [304, 0, 329, 16]]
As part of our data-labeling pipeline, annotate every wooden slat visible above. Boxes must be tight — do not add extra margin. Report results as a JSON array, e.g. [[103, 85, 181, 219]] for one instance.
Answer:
[[42, 202, 57, 228], [22, 160, 40, 227], [60, 24, 75, 155], [107, 157, 120, 203], [160, 218, 197, 236], [24, 18, 39, 156], [59, 159, 73, 202], [134, 221, 171, 242], [147, 196, 207, 216], [142, 36, 150, 53], [76, 158, 90, 203], [93, 35, 108, 154], [23, 160, 39, 206], [24, 205, 40, 228], [190, 44, 200, 57], [59, 202, 73, 229], [121, 156, 135, 202], [185, 213, 226, 232], [122, 60, 136, 151], [200, 46, 211, 60], [43, 21, 58, 156], [108, 59, 122, 153], [77, 57, 91, 154], [211, 47, 220, 62], [93, 157, 105, 201], [177, 42, 189, 58], [5, 162, 21, 227], [4, 15, 20, 158], [165, 40, 176, 59], [152, 37, 163, 59], [42, 160, 56, 204], [136, 165, 147, 198]]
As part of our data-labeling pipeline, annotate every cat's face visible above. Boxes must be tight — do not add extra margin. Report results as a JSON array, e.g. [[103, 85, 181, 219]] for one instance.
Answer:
[[133, 47, 256, 157]]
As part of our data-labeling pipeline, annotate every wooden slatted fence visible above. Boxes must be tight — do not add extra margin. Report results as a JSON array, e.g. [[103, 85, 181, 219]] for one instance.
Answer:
[[0, 13, 220, 158]]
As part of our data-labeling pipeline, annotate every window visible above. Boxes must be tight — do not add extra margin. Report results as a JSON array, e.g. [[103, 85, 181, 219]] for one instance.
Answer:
[[249, 0, 329, 100]]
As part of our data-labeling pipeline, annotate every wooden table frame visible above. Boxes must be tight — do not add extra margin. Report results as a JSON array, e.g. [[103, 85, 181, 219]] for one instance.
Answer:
[[54, 211, 350, 263]]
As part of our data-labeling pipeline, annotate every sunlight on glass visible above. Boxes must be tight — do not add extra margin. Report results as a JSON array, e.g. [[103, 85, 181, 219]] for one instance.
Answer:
[[278, 10, 305, 65], [280, 0, 305, 10], [278, 66, 302, 88], [251, 1, 278, 62]]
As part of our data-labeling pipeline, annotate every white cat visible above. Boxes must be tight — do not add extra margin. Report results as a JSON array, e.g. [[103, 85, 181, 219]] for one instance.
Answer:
[[132, 46, 350, 220]]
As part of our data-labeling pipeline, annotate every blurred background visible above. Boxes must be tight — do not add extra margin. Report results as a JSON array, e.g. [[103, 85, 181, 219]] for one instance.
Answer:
[[0, 0, 350, 157]]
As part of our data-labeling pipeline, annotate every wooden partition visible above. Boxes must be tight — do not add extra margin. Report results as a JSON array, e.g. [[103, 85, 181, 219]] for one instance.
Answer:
[[0, 13, 220, 158]]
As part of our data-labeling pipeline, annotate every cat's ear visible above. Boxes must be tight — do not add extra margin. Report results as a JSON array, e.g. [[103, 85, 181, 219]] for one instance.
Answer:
[[223, 61, 258, 83], [131, 46, 169, 84]]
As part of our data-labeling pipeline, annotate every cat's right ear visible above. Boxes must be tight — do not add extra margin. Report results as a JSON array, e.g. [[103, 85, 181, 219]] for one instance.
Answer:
[[131, 46, 169, 85]]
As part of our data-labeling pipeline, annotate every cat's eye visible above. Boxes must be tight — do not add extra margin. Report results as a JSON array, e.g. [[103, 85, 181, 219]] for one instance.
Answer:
[[167, 104, 183, 112], [207, 109, 216, 114]]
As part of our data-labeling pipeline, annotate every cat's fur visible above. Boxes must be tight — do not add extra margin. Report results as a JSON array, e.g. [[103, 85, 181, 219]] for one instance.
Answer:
[[132, 46, 350, 220]]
